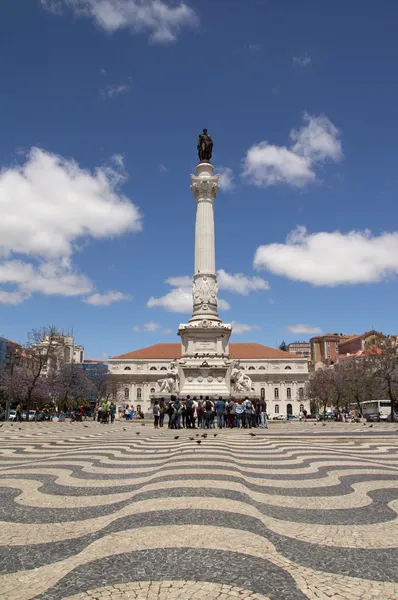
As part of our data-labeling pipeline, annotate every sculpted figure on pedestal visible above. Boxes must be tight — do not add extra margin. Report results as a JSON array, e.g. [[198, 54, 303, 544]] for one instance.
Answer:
[[197, 128, 213, 162], [157, 360, 179, 394], [230, 360, 252, 393]]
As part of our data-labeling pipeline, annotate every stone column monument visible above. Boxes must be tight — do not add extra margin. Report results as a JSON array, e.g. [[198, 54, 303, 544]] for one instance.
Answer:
[[178, 130, 232, 396]]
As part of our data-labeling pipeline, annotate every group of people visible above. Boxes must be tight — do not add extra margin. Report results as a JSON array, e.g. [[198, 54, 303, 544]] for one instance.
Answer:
[[123, 405, 145, 421], [152, 395, 268, 429], [94, 401, 117, 424]]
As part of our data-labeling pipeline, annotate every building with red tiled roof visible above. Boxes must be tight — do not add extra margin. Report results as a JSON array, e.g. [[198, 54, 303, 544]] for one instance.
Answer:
[[111, 342, 296, 361], [310, 332, 355, 366], [108, 342, 309, 418], [338, 330, 384, 357]]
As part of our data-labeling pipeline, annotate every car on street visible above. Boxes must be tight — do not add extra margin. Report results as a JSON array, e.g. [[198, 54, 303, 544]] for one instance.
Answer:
[[8, 410, 17, 421], [317, 412, 334, 421], [273, 414, 286, 420], [22, 410, 36, 421]]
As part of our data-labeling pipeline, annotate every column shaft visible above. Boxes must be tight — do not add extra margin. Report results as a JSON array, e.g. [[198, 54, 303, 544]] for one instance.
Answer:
[[195, 200, 215, 275]]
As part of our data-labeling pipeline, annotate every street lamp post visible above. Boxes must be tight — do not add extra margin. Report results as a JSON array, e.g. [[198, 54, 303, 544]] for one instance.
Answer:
[[6, 351, 20, 421]]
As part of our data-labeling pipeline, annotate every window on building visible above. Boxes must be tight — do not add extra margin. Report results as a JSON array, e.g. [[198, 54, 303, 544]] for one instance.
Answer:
[[150, 388, 155, 394], [300, 404, 304, 412], [150, 367, 157, 371], [299, 387, 304, 398], [124, 388, 129, 400], [160, 367, 167, 371], [124, 367, 131, 371], [261, 388, 265, 399], [259, 366, 265, 370], [287, 387, 291, 398], [274, 388, 279, 399], [275, 404, 279, 414], [285, 366, 292, 370], [112, 390, 117, 400], [248, 366, 255, 370], [137, 388, 142, 399]]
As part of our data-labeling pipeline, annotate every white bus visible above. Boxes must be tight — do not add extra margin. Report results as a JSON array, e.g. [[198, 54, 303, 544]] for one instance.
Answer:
[[360, 400, 393, 421]]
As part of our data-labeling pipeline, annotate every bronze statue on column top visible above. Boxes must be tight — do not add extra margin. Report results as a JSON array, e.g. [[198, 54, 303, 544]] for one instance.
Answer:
[[197, 128, 213, 162]]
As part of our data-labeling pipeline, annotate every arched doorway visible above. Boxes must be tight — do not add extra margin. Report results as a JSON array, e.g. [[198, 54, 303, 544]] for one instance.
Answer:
[[287, 403, 293, 417]]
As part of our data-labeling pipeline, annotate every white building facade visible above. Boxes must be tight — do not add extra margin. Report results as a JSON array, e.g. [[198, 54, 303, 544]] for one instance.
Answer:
[[108, 342, 309, 419]]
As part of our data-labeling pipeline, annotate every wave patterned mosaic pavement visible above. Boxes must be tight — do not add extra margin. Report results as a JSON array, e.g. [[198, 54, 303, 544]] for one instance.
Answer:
[[0, 422, 398, 600]]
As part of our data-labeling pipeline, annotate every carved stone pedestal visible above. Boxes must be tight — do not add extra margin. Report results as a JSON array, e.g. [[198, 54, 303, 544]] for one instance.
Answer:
[[178, 320, 232, 396]]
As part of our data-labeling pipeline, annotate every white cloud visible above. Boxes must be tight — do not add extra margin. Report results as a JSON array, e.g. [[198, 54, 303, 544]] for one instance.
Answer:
[[232, 321, 260, 334], [0, 290, 27, 305], [217, 269, 270, 295], [290, 115, 343, 163], [0, 260, 93, 298], [293, 53, 312, 67], [287, 324, 322, 335], [84, 291, 132, 306], [166, 276, 191, 287], [133, 323, 173, 334], [217, 298, 231, 311], [159, 163, 169, 173], [0, 147, 141, 304], [41, 0, 199, 43], [217, 167, 234, 191], [0, 147, 141, 260], [254, 225, 398, 286], [100, 83, 131, 99], [243, 113, 343, 188], [271, 85, 280, 95], [147, 287, 193, 313], [143, 321, 162, 332]]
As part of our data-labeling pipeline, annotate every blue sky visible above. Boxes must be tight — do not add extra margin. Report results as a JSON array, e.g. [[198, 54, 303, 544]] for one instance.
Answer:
[[1, 0, 398, 358]]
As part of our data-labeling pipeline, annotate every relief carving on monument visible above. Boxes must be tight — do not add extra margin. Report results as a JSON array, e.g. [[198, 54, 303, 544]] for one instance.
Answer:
[[157, 360, 179, 394], [230, 359, 253, 393], [193, 275, 218, 313]]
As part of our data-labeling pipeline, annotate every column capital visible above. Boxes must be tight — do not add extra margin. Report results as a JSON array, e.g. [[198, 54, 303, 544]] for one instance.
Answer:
[[190, 176, 219, 201]]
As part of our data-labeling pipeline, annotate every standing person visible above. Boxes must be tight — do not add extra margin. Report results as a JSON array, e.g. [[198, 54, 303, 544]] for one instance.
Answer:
[[159, 398, 166, 428], [197, 396, 204, 429], [172, 396, 182, 429], [110, 402, 116, 424], [215, 396, 225, 429], [204, 396, 214, 429], [242, 397, 253, 428], [181, 400, 187, 429], [235, 401, 243, 428], [192, 397, 198, 429], [124, 405, 129, 420], [185, 395, 194, 429], [35, 406, 40, 422], [97, 405, 102, 422], [251, 400, 258, 428], [101, 399, 110, 424], [15, 403, 23, 422], [227, 399, 236, 428], [259, 397, 268, 428], [153, 400, 160, 428], [167, 401, 174, 428]]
